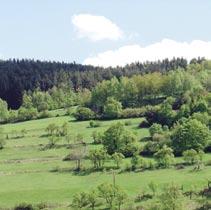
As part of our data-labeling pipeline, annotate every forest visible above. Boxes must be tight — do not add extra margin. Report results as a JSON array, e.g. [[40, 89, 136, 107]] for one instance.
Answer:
[[0, 57, 192, 109]]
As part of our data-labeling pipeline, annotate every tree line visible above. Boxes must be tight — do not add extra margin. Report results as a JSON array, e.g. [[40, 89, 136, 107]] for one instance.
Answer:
[[0, 57, 194, 109]]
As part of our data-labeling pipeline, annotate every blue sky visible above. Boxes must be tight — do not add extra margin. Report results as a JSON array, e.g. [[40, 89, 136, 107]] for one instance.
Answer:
[[1, 0, 211, 67]]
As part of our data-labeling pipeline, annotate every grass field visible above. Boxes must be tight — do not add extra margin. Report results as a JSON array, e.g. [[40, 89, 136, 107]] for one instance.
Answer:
[[0, 110, 211, 209]]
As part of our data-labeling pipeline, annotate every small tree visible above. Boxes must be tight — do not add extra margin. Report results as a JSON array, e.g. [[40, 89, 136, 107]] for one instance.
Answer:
[[0, 127, 5, 149], [172, 119, 209, 154], [158, 183, 186, 210], [98, 183, 116, 209], [103, 97, 122, 119], [69, 143, 87, 171], [102, 123, 138, 157], [183, 149, 202, 165], [48, 135, 60, 148], [45, 123, 58, 136], [154, 145, 175, 168], [20, 129, 27, 138], [149, 123, 163, 137], [0, 99, 9, 123], [72, 192, 88, 209], [60, 122, 69, 136], [87, 190, 98, 210], [112, 152, 125, 169], [97, 183, 127, 210], [92, 131, 103, 144], [89, 148, 108, 169], [74, 107, 95, 121], [148, 181, 157, 197], [115, 186, 128, 210], [131, 154, 141, 170]]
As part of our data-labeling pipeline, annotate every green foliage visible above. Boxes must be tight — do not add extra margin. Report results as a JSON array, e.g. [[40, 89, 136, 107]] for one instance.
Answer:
[[103, 97, 122, 119], [172, 119, 209, 154], [17, 107, 38, 122], [157, 183, 186, 210], [89, 148, 108, 169], [74, 107, 95, 121], [102, 123, 139, 157], [193, 100, 208, 113], [121, 107, 146, 118], [131, 154, 141, 170], [0, 127, 5, 149], [149, 123, 163, 137], [0, 99, 9, 123], [91, 131, 103, 144], [89, 120, 101, 128], [72, 192, 89, 209], [87, 190, 98, 210], [183, 149, 204, 165], [45, 123, 59, 136], [148, 181, 157, 196], [112, 152, 125, 168], [97, 183, 127, 209], [191, 112, 210, 126], [154, 145, 175, 168], [68, 143, 87, 171]]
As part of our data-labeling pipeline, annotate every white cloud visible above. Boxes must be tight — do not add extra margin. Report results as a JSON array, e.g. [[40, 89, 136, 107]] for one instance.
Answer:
[[72, 14, 123, 41], [83, 39, 211, 67]]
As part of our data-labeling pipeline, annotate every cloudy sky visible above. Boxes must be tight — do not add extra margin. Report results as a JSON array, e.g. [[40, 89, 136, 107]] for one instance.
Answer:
[[1, 0, 211, 67]]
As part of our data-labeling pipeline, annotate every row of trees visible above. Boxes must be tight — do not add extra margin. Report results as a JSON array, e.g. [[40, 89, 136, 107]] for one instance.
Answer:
[[90, 68, 206, 112], [72, 181, 208, 210]]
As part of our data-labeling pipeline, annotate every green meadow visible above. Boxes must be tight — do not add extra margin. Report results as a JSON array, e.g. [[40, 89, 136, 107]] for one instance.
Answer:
[[0, 110, 211, 209]]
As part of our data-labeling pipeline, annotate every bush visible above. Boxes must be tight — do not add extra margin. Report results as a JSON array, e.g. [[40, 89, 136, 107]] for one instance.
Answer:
[[103, 97, 122, 119], [172, 119, 209, 154], [124, 120, 132, 126], [92, 131, 103, 144], [121, 107, 146, 118], [14, 203, 34, 210], [74, 107, 95, 121], [149, 123, 163, 137], [89, 120, 101, 128], [38, 110, 51, 119], [191, 112, 210, 126], [17, 107, 38, 122], [102, 123, 139, 157], [139, 119, 150, 128]]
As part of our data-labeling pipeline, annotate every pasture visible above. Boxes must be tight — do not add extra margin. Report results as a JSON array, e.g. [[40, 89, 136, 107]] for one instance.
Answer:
[[0, 110, 211, 209]]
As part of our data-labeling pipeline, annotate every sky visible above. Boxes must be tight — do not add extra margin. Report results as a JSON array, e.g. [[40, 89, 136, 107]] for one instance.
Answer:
[[0, 0, 211, 67]]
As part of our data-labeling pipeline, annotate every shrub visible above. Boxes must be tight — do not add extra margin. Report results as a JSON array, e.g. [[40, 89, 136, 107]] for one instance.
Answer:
[[74, 107, 95, 121], [38, 110, 51, 119], [154, 145, 175, 168], [121, 107, 146, 118], [124, 120, 132, 126], [172, 119, 209, 154], [149, 123, 163, 137], [103, 97, 122, 119], [89, 120, 101, 128], [183, 149, 204, 165], [139, 119, 150, 128], [92, 131, 103, 144], [102, 123, 139, 157], [14, 203, 34, 210], [191, 112, 210, 126], [17, 107, 38, 122]]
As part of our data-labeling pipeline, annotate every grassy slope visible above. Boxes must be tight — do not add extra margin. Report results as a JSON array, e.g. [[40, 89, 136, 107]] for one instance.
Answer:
[[0, 112, 211, 208]]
